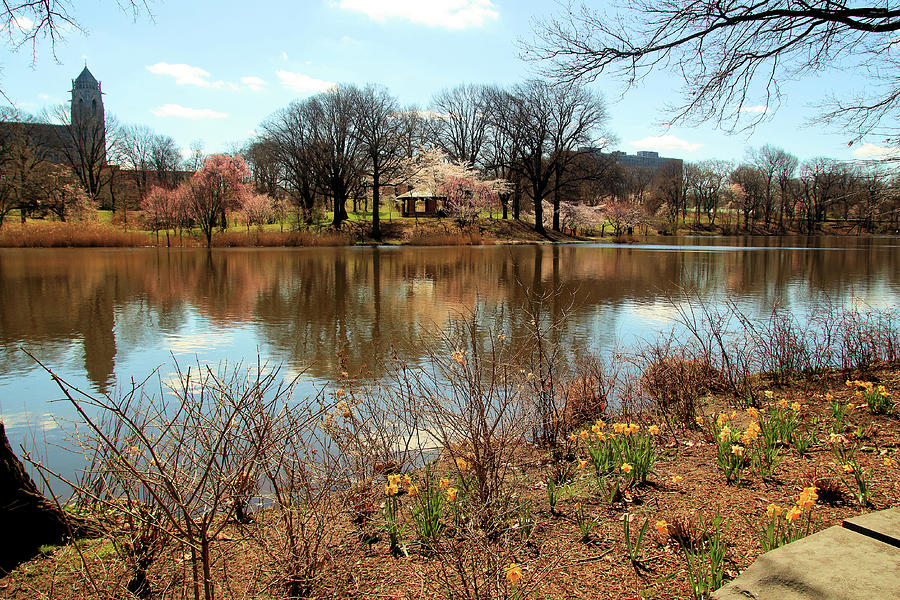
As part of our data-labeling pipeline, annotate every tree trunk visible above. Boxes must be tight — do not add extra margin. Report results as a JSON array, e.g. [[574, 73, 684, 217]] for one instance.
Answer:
[[0, 423, 72, 572], [372, 171, 381, 239]]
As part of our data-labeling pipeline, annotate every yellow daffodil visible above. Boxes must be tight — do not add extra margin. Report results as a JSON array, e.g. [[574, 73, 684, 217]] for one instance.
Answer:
[[885, 457, 896, 467], [731, 444, 744, 456], [451, 350, 466, 366], [655, 520, 669, 538], [786, 507, 802, 522], [648, 424, 660, 435], [718, 426, 732, 442], [621, 463, 633, 474], [767, 503, 783, 519], [455, 457, 470, 471], [578, 459, 587, 470], [439, 477, 450, 488], [791, 401, 802, 412], [764, 390, 775, 399], [407, 484, 419, 497], [505, 563, 523, 586], [671, 475, 683, 484], [446, 487, 458, 501], [747, 407, 758, 419]]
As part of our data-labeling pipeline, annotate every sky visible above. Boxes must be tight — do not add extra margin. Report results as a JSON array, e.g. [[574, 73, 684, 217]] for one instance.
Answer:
[[1, 0, 894, 164]]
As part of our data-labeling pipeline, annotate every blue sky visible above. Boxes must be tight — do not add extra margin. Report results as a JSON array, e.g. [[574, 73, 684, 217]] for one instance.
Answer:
[[1, 0, 892, 163]]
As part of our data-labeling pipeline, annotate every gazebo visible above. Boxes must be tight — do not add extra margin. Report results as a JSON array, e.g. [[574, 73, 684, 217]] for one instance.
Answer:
[[396, 189, 446, 217]]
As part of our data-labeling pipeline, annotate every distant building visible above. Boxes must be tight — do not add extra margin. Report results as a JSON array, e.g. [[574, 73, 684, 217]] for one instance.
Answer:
[[580, 148, 683, 178], [611, 150, 682, 173]]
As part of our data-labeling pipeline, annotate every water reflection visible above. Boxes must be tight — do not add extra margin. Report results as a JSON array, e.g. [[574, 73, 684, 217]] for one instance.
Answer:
[[0, 238, 897, 409]]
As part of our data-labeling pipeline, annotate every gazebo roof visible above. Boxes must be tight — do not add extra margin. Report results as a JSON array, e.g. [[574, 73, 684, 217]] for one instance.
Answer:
[[397, 188, 444, 199]]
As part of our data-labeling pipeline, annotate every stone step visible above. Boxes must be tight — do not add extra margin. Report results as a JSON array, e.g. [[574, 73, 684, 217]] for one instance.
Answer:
[[843, 507, 900, 548], [713, 512, 900, 600]]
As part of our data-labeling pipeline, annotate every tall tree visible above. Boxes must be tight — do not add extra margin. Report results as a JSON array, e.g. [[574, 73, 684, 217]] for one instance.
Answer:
[[50, 104, 120, 203], [429, 84, 490, 166], [149, 134, 182, 187], [305, 86, 363, 227], [488, 80, 608, 234], [353, 84, 409, 238], [262, 103, 319, 225], [120, 124, 155, 196]]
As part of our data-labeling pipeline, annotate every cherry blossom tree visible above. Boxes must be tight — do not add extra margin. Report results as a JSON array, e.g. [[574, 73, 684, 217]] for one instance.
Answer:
[[241, 193, 273, 231], [438, 175, 499, 229], [140, 186, 179, 246], [604, 200, 648, 237], [183, 154, 251, 247]]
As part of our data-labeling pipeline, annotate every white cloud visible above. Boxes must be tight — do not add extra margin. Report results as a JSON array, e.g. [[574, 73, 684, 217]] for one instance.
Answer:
[[281, 51, 289, 61], [739, 105, 768, 114], [11, 15, 34, 31], [151, 104, 228, 119], [37, 93, 50, 100], [147, 62, 216, 87], [336, 0, 498, 29], [147, 63, 267, 92], [241, 76, 267, 91], [852, 142, 900, 160], [276, 70, 336, 95], [628, 134, 703, 153]]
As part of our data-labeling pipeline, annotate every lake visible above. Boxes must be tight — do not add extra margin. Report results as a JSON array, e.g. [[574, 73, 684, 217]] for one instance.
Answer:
[[1, 236, 898, 473]]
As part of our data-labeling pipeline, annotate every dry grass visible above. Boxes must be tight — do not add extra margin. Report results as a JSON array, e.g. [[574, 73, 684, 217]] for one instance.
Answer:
[[211, 230, 350, 247], [0, 221, 150, 247], [404, 227, 489, 246]]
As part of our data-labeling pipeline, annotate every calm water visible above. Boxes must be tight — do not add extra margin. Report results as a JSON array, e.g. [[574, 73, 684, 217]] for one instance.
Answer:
[[1, 237, 898, 468]]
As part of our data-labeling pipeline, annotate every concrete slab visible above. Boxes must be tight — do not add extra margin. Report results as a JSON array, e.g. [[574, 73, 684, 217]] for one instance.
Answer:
[[843, 507, 900, 548], [713, 525, 900, 600]]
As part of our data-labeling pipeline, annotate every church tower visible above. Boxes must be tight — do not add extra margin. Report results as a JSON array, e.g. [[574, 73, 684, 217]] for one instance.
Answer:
[[70, 66, 104, 133]]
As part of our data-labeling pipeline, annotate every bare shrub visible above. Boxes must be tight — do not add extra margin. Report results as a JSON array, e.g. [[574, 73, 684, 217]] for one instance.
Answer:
[[835, 305, 900, 370], [411, 316, 531, 530], [33, 356, 296, 600], [558, 355, 614, 431], [639, 344, 720, 426], [251, 396, 348, 598]]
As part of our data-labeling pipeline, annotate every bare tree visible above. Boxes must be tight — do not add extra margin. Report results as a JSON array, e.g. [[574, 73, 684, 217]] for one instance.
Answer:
[[262, 102, 320, 225], [527, 1, 900, 139], [305, 86, 364, 227], [429, 84, 490, 166], [487, 81, 608, 234], [48, 104, 121, 204], [0, 109, 48, 227], [119, 124, 155, 199], [353, 84, 412, 238], [149, 134, 182, 187]]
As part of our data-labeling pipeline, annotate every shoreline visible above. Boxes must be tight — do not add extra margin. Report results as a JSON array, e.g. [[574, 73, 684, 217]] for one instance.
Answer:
[[0, 217, 897, 249]]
